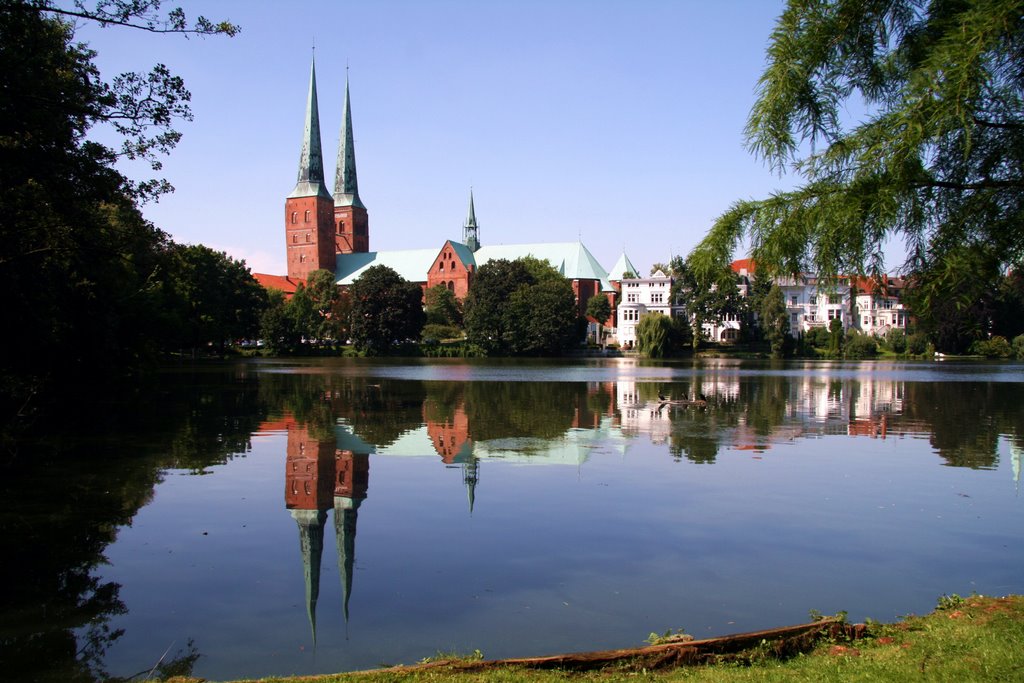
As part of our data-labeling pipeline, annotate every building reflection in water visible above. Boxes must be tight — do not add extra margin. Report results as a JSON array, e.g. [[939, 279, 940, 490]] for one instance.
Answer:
[[265, 372, 1019, 642], [276, 416, 368, 644]]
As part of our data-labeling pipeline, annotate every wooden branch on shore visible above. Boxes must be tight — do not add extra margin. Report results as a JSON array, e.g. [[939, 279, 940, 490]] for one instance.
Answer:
[[364, 618, 864, 675]]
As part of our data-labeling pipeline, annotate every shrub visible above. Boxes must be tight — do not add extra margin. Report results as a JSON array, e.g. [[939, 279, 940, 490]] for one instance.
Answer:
[[884, 328, 907, 354], [970, 336, 1013, 358], [845, 333, 878, 359], [907, 332, 929, 355], [422, 324, 463, 342], [1014, 334, 1024, 359]]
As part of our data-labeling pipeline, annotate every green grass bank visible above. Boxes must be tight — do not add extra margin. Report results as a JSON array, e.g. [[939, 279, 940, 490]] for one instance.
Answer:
[[160, 594, 1023, 683]]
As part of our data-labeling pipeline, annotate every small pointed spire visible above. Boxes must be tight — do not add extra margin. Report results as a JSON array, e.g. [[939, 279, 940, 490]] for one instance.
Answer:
[[463, 458, 479, 515], [463, 189, 480, 252], [291, 57, 331, 199], [333, 71, 365, 208]]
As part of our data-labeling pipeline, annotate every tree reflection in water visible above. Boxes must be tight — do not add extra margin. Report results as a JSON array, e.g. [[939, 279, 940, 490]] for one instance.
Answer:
[[2, 361, 1022, 681]]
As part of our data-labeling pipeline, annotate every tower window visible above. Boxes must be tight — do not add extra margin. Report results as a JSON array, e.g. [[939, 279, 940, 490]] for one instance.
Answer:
[[291, 211, 298, 224], [305, 233, 311, 243], [304, 210, 311, 222], [338, 220, 345, 234], [292, 234, 297, 243]]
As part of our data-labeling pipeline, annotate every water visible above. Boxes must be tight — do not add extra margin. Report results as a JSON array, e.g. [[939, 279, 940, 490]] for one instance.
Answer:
[[2, 358, 1022, 681]]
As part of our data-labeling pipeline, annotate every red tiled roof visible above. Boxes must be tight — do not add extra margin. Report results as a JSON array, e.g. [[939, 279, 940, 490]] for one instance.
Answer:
[[253, 273, 304, 296], [730, 258, 756, 275]]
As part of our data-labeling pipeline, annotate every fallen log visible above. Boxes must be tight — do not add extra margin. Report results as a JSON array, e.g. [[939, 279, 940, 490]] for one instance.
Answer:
[[363, 618, 863, 675]]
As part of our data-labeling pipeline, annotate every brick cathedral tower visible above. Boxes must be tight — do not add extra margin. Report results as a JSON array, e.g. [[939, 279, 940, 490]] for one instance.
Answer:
[[333, 73, 369, 254], [285, 58, 336, 281]]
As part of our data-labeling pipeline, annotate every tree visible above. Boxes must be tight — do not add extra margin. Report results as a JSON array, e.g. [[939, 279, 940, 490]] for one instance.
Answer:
[[585, 294, 612, 345], [761, 285, 790, 358], [0, 2, 236, 422], [304, 269, 343, 342], [424, 284, 462, 327], [463, 258, 578, 356], [636, 313, 673, 358], [689, 0, 1024, 351], [166, 244, 267, 353], [260, 290, 301, 354], [828, 317, 845, 356], [348, 265, 425, 355]]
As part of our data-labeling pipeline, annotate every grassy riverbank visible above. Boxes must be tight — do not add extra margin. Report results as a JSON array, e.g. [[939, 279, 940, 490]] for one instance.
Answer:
[[171, 594, 1023, 683]]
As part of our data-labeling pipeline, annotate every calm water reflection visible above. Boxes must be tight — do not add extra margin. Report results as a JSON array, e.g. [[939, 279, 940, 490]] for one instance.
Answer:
[[2, 358, 1023, 681]]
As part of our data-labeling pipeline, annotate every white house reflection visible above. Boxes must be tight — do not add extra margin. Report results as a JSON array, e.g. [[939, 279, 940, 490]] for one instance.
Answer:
[[260, 371, 1020, 645]]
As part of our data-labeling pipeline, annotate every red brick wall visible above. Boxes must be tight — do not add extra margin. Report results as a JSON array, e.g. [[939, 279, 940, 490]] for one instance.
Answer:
[[426, 243, 473, 299], [334, 204, 369, 254], [286, 195, 336, 280]]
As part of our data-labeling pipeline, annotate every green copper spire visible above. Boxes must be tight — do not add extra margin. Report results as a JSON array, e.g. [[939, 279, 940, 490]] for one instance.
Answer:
[[334, 497, 362, 624], [291, 509, 327, 646], [290, 57, 331, 200], [333, 73, 365, 209], [463, 189, 480, 252]]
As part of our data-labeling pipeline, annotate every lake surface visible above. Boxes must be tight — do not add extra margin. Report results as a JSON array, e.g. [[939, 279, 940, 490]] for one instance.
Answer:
[[2, 358, 1023, 681]]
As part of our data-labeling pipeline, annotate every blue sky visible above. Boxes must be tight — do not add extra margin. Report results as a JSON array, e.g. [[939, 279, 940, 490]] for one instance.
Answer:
[[74, 0, 802, 277]]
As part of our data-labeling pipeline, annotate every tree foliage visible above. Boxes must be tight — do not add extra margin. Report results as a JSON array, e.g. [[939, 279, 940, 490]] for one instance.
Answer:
[[424, 284, 463, 327], [463, 258, 578, 356], [689, 0, 1024, 351], [166, 244, 267, 352], [636, 313, 674, 358], [761, 285, 790, 358], [348, 265, 425, 355], [0, 1, 237, 423]]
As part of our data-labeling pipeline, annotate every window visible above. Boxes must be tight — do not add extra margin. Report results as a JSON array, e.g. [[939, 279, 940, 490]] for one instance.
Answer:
[[291, 211, 298, 224], [305, 233, 311, 243], [828, 309, 840, 320], [439, 262, 444, 272], [338, 220, 345, 234], [651, 292, 663, 304], [829, 294, 841, 305], [863, 317, 869, 326], [292, 234, 297, 243], [304, 210, 311, 222], [790, 296, 799, 306], [627, 293, 638, 303]]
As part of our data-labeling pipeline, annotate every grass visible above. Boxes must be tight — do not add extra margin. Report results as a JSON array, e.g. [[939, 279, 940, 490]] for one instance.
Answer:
[[167, 595, 1024, 683]]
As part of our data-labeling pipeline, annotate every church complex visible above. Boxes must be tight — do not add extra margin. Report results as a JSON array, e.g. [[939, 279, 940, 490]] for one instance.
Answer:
[[253, 60, 631, 323]]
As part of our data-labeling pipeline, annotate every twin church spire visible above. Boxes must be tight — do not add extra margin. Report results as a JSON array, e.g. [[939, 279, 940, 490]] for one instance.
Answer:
[[285, 57, 478, 281], [292, 57, 361, 205], [286, 56, 368, 279]]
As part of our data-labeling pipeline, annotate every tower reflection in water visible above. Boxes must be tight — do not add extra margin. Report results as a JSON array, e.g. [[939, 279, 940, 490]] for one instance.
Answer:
[[282, 418, 368, 643]]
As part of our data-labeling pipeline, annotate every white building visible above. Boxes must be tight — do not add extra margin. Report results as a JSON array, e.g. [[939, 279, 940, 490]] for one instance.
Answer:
[[616, 269, 681, 348], [731, 260, 908, 338], [852, 276, 910, 337]]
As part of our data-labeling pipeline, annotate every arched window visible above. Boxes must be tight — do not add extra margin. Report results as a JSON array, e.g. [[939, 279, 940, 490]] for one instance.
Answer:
[[292, 234, 297, 243], [304, 210, 311, 222], [305, 233, 311, 243], [338, 220, 345, 234], [448, 281, 455, 291], [439, 261, 444, 272], [291, 211, 298, 224]]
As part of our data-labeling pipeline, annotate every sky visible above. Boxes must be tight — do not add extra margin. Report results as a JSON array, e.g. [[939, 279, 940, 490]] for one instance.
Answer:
[[71, 0, 806, 277]]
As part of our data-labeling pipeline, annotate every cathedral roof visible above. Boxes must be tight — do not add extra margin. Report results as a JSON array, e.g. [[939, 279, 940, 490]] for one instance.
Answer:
[[608, 251, 639, 280], [335, 248, 439, 285], [472, 241, 615, 292]]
